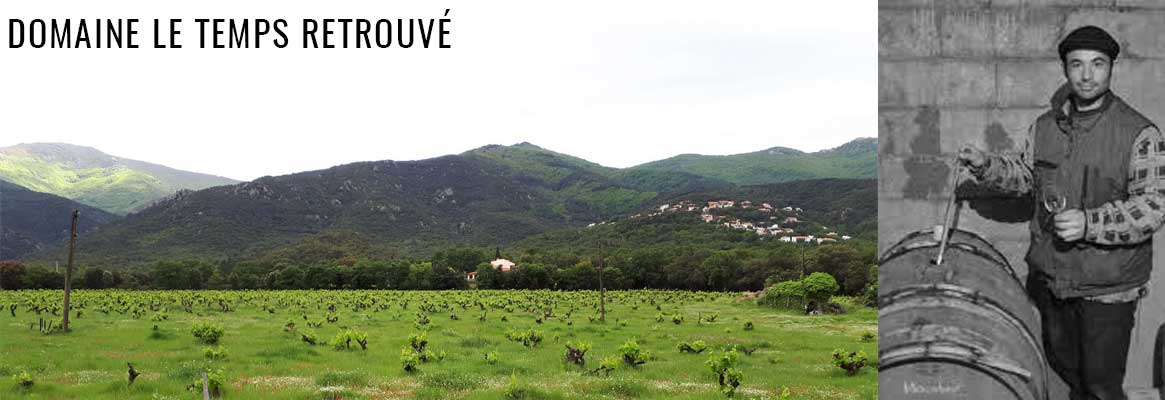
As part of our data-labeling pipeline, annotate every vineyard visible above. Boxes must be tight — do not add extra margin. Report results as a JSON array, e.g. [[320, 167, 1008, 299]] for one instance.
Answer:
[[0, 290, 876, 399]]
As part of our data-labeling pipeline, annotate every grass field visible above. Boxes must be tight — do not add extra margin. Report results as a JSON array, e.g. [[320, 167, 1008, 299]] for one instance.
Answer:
[[0, 290, 876, 399]]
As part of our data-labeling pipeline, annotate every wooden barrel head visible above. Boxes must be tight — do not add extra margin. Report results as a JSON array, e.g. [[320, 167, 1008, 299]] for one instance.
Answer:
[[881, 360, 1022, 400], [879, 228, 1046, 400]]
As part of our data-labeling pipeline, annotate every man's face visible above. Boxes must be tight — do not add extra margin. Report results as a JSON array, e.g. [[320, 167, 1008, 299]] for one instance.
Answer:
[[1063, 49, 1112, 101]]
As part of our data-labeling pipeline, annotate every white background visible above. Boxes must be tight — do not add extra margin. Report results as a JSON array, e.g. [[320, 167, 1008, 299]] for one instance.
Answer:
[[0, 1, 875, 181]]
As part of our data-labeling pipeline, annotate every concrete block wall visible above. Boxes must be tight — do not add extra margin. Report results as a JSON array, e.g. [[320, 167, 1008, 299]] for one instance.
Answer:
[[879, 0, 1165, 392]]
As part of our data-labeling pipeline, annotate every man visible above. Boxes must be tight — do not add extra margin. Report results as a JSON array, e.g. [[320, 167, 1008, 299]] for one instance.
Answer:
[[960, 25, 1164, 400]]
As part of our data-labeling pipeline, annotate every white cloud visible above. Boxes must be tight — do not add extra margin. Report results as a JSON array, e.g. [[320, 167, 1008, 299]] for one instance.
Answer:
[[0, 0, 875, 181]]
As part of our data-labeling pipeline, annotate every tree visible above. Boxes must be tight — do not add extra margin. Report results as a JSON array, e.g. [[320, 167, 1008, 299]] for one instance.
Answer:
[[431, 263, 467, 290], [475, 263, 504, 289], [758, 280, 805, 308], [701, 251, 744, 291], [0, 261, 26, 290], [84, 268, 107, 289], [406, 262, 436, 289], [810, 245, 867, 295], [434, 248, 490, 272], [803, 272, 840, 305]]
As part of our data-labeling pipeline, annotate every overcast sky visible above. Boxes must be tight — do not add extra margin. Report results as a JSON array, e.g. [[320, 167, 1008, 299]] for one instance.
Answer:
[[0, 1, 875, 181]]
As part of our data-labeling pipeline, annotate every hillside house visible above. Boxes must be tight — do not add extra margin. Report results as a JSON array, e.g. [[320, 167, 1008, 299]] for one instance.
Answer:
[[842, 235, 852, 240], [702, 214, 715, 223], [707, 201, 720, 208], [491, 258, 516, 272], [659, 204, 669, 212], [762, 203, 773, 209], [785, 217, 799, 224], [817, 237, 837, 244], [792, 235, 814, 243], [466, 271, 477, 281], [783, 206, 794, 211]]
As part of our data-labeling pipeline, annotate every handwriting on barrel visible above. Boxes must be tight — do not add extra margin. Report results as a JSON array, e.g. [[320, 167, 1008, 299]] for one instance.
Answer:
[[904, 380, 964, 395]]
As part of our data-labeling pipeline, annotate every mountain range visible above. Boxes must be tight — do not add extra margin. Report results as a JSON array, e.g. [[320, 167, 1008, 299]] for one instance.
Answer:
[[0, 143, 239, 215], [1, 138, 876, 266], [0, 180, 119, 259], [632, 137, 876, 185]]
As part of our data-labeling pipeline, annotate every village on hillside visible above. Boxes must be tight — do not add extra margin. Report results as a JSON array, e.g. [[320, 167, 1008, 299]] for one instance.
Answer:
[[590, 199, 852, 245]]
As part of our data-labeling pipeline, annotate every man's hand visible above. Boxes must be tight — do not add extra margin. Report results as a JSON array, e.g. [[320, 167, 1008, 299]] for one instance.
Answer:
[[958, 145, 987, 169], [1054, 209, 1086, 241]]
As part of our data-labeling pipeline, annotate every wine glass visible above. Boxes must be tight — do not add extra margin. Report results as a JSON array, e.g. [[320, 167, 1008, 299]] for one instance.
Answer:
[[1042, 184, 1067, 236], [1043, 185, 1068, 214]]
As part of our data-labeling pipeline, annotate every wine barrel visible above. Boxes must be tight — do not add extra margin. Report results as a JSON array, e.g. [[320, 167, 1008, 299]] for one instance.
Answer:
[[878, 228, 1048, 400]]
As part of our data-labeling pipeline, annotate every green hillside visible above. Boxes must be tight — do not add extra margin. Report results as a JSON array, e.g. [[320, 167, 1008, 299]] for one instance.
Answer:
[[16, 141, 875, 269], [0, 180, 120, 259], [629, 137, 875, 185], [0, 143, 239, 215]]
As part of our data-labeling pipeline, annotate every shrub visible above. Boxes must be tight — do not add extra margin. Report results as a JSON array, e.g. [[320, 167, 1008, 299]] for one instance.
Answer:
[[706, 350, 743, 398], [401, 348, 420, 373], [191, 322, 224, 344], [678, 340, 707, 354], [331, 330, 369, 351], [564, 342, 591, 367], [503, 374, 528, 399], [409, 333, 428, 353], [862, 281, 878, 308], [832, 349, 868, 376], [505, 330, 544, 348], [203, 346, 228, 361], [743, 321, 754, 331], [760, 273, 841, 309], [301, 331, 318, 345], [860, 331, 876, 342], [484, 351, 499, 365], [402, 332, 443, 366], [618, 340, 649, 366], [757, 280, 805, 308], [591, 356, 620, 376], [12, 371, 33, 389]]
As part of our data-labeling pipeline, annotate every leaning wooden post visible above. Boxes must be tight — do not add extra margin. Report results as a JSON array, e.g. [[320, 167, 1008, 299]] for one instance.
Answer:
[[62, 209, 78, 332]]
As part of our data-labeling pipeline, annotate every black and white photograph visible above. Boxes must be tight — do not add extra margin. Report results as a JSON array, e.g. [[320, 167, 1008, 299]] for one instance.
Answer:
[[880, 1, 1165, 399]]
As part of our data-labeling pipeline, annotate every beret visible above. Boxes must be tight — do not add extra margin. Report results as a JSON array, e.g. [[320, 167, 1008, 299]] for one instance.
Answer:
[[1059, 25, 1119, 61]]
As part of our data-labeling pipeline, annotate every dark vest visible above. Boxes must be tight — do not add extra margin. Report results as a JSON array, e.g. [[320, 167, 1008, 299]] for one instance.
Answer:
[[1026, 93, 1155, 298]]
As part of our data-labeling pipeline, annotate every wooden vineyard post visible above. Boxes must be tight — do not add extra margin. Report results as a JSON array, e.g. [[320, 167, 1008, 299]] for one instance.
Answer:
[[62, 209, 78, 332], [598, 242, 606, 323], [202, 370, 211, 399]]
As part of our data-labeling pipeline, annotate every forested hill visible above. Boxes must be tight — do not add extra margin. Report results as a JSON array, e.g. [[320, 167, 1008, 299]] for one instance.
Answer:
[[17, 142, 875, 269], [0, 180, 119, 259], [0, 143, 239, 215]]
